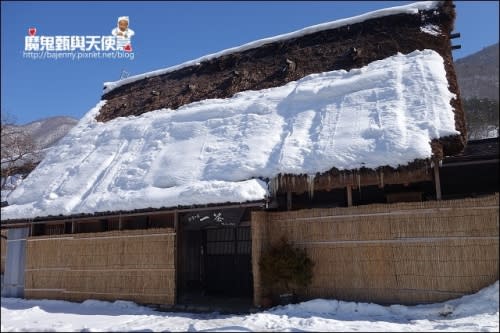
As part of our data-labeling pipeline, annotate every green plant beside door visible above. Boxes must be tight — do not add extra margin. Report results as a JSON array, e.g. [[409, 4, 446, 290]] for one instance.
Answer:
[[259, 237, 314, 306]]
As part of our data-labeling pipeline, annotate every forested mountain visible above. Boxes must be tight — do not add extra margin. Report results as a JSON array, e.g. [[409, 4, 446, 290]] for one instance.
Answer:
[[454, 43, 499, 139]]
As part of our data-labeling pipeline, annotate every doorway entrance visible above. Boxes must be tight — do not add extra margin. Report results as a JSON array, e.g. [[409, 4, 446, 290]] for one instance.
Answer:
[[177, 208, 253, 305]]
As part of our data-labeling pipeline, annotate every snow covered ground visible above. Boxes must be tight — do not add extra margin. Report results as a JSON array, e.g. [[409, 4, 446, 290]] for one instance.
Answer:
[[1, 281, 498, 332]]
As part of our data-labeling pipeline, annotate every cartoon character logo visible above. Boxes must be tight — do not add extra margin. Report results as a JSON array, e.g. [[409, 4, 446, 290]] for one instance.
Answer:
[[111, 16, 134, 52]]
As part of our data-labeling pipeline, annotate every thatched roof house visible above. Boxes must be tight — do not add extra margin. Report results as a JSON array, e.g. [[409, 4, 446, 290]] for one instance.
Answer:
[[2, 1, 498, 310], [2, 0, 465, 222]]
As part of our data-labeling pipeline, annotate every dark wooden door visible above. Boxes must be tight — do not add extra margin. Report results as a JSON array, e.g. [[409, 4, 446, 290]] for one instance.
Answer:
[[203, 227, 253, 297]]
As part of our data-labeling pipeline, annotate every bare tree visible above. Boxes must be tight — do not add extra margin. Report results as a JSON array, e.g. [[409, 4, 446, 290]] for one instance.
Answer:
[[1, 112, 39, 198], [463, 98, 500, 140]]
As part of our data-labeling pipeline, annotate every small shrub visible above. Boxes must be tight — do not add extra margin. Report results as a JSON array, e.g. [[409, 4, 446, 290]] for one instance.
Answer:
[[259, 237, 314, 298]]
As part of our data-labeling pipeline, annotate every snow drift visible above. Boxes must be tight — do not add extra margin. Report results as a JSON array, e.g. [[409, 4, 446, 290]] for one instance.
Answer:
[[1, 281, 498, 332]]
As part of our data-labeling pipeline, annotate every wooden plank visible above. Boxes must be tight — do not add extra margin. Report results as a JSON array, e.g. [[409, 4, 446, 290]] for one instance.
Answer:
[[174, 212, 179, 232], [174, 211, 178, 305], [287, 191, 292, 211], [347, 186, 353, 207], [434, 162, 442, 200], [2, 202, 265, 228]]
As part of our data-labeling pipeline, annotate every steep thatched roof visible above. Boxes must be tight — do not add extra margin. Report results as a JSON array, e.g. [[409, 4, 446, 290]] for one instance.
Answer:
[[2, 49, 461, 220], [98, 1, 464, 150], [1, 1, 467, 221]]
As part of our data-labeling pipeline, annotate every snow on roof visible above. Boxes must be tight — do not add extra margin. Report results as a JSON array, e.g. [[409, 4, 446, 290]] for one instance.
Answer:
[[103, 1, 442, 94], [2, 49, 458, 220]]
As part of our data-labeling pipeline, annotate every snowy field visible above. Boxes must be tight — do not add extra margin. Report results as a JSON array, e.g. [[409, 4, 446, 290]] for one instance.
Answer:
[[1, 281, 498, 332]]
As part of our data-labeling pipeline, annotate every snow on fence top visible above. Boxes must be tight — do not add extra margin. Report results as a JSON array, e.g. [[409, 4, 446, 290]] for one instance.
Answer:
[[102, 1, 441, 94], [2, 49, 458, 220]]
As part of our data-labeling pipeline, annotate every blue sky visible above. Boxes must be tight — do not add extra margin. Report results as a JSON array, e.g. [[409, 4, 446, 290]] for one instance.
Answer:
[[1, 1, 499, 125]]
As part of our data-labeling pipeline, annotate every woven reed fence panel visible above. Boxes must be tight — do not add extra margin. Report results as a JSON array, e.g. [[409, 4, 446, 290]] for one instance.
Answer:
[[1, 230, 7, 274], [25, 228, 175, 305], [252, 194, 499, 306]]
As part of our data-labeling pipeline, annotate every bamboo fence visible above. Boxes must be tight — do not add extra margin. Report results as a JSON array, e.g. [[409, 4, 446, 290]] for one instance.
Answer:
[[252, 194, 499, 305], [24, 228, 175, 305]]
